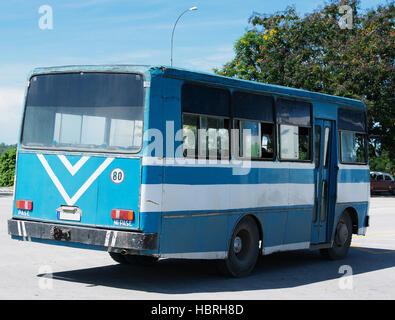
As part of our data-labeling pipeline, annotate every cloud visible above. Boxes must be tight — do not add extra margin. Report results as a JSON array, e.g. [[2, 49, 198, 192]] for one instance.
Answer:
[[0, 87, 25, 144], [180, 45, 235, 73]]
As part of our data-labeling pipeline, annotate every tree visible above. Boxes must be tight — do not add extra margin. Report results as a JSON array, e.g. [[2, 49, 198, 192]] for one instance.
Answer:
[[0, 143, 16, 156], [0, 148, 16, 186], [214, 0, 394, 173]]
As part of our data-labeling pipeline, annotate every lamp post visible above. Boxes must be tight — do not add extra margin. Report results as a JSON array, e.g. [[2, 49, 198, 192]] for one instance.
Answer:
[[170, 6, 198, 67]]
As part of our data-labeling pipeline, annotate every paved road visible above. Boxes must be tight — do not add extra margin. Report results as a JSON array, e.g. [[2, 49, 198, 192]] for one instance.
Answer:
[[0, 193, 394, 300]]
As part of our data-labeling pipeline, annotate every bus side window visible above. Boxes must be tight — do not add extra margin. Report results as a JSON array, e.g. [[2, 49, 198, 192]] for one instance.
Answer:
[[232, 91, 275, 160], [181, 83, 230, 160], [277, 98, 312, 161], [182, 114, 198, 158], [338, 108, 367, 164]]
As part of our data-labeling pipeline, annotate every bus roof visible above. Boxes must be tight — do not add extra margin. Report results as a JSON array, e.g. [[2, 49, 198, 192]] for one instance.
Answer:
[[29, 64, 366, 109]]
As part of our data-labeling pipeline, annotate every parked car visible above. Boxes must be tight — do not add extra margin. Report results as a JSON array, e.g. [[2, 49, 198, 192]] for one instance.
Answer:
[[370, 171, 395, 195]]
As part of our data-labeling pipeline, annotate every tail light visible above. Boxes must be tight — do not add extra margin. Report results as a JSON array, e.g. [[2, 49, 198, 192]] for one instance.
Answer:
[[16, 200, 33, 211], [111, 209, 134, 221]]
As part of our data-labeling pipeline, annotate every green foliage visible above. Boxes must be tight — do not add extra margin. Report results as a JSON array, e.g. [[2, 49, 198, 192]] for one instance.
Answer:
[[369, 148, 394, 176], [0, 143, 17, 155], [0, 148, 16, 187], [214, 0, 394, 162]]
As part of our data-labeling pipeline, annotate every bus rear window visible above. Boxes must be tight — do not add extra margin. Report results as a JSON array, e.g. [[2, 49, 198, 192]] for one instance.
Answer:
[[22, 72, 145, 153]]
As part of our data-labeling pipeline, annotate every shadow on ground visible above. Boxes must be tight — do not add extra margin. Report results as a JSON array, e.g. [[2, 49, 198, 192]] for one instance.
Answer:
[[370, 193, 395, 197], [38, 246, 395, 294]]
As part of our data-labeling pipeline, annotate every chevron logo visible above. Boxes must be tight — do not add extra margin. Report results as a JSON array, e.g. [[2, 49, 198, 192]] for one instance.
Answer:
[[37, 154, 114, 206]]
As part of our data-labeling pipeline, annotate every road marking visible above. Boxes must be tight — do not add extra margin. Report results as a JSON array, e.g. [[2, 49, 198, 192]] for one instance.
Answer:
[[353, 232, 395, 238], [350, 245, 395, 254]]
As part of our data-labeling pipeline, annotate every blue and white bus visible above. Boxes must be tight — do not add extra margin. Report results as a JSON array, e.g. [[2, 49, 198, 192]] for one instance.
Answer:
[[8, 65, 370, 277]]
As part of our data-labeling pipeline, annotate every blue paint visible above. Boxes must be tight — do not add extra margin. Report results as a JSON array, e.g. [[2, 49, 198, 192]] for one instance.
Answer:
[[145, 165, 315, 185]]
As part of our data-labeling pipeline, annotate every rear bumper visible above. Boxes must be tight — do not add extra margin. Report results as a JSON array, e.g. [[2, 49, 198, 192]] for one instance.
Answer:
[[7, 219, 158, 251]]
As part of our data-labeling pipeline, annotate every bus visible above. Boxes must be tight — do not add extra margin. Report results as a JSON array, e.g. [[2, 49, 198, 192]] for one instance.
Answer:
[[8, 65, 370, 277]]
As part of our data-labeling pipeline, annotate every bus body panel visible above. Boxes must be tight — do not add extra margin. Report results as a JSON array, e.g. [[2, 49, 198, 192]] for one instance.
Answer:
[[13, 151, 142, 231]]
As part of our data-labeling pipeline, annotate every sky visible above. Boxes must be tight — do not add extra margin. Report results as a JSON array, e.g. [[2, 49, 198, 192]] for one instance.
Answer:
[[0, 0, 388, 144]]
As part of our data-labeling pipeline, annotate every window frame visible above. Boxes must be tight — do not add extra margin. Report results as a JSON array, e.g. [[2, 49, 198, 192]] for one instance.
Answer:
[[276, 97, 313, 163], [20, 71, 146, 155]]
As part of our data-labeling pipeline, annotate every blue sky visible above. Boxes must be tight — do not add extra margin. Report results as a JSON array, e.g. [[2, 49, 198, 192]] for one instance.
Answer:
[[0, 0, 388, 144]]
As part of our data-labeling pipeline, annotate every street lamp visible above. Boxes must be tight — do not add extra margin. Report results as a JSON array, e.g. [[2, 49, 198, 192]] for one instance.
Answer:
[[170, 6, 198, 67]]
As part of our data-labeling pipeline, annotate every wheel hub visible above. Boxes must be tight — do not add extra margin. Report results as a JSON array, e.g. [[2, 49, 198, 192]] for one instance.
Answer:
[[336, 223, 349, 246], [233, 236, 242, 254]]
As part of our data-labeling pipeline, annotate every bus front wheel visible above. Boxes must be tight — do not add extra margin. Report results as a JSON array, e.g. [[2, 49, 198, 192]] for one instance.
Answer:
[[217, 216, 260, 277], [320, 212, 352, 260]]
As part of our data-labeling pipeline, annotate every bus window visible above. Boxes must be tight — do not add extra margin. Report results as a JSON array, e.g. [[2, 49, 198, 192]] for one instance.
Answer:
[[181, 83, 230, 159], [22, 73, 145, 153], [182, 114, 198, 157], [199, 116, 229, 159], [340, 131, 366, 163], [232, 91, 274, 160], [277, 98, 312, 161], [338, 108, 367, 164]]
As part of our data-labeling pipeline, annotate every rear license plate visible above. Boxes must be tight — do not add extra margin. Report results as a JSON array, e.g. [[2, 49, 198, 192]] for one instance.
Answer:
[[56, 206, 82, 221]]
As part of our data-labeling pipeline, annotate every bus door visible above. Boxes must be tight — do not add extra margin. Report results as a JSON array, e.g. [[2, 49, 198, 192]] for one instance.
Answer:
[[312, 119, 336, 244]]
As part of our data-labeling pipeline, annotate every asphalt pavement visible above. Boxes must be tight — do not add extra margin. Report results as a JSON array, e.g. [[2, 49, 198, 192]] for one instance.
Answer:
[[0, 193, 394, 299]]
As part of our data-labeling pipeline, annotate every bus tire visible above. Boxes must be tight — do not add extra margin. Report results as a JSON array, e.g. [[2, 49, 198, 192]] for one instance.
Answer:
[[320, 212, 352, 260], [124, 255, 159, 266], [217, 216, 260, 277], [108, 252, 128, 264]]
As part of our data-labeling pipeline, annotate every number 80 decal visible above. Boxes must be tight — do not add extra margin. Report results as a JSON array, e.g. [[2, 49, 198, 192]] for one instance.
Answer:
[[110, 168, 124, 184]]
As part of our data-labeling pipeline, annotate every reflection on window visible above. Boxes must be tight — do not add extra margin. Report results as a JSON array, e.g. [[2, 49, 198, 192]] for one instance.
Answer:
[[280, 124, 311, 160], [182, 114, 198, 157], [182, 113, 229, 159], [233, 120, 274, 159], [53, 113, 106, 146], [110, 119, 142, 149], [239, 120, 261, 158], [199, 116, 229, 159], [340, 131, 366, 163], [53, 113, 142, 150]]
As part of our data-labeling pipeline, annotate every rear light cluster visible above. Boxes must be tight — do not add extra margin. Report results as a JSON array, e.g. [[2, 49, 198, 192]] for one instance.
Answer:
[[111, 209, 134, 221], [16, 200, 33, 210]]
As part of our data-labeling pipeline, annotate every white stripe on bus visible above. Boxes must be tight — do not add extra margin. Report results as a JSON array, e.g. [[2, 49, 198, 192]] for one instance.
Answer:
[[57, 155, 90, 176], [140, 183, 315, 213], [37, 154, 114, 206]]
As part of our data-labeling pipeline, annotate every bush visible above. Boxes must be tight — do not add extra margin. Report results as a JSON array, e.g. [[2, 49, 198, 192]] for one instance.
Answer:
[[0, 148, 16, 187]]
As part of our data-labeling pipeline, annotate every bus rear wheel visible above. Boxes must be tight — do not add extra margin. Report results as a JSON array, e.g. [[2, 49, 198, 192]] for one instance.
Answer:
[[217, 216, 260, 277], [108, 252, 128, 264], [320, 212, 352, 260]]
